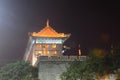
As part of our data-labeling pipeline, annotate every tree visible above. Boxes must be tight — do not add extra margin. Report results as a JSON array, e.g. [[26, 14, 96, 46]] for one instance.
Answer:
[[0, 61, 38, 80], [61, 48, 120, 80]]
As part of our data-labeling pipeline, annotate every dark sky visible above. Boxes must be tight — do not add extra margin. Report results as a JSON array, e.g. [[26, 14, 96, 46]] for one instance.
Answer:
[[0, 0, 120, 65]]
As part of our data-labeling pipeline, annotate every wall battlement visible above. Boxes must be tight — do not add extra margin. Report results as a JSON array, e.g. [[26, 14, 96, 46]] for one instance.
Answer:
[[38, 56, 86, 61]]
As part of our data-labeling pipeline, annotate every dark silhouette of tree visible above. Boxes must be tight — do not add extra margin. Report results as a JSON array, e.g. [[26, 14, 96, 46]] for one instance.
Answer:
[[0, 61, 38, 80], [61, 48, 120, 80]]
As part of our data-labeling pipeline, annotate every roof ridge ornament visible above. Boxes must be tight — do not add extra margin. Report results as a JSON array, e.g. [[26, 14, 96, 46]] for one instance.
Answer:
[[32, 20, 71, 38]]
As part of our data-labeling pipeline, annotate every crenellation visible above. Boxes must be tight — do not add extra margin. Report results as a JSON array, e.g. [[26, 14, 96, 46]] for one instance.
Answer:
[[38, 56, 86, 61]]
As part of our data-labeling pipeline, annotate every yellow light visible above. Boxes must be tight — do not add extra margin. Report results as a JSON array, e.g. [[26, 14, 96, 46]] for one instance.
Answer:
[[52, 44, 56, 48], [38, 51, 42, 55], [78, 49, 81, 56], [52, 50, 57, 55], [32, 20, 70, 38], [44, 50, 49, 55], [45, 44, 49, 48], [37, 44, 41, 48]]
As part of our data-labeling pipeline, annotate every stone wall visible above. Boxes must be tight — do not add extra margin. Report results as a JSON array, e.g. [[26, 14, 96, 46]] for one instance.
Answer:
[[38, 61, 69, 80], [38, 56, 86, 80]]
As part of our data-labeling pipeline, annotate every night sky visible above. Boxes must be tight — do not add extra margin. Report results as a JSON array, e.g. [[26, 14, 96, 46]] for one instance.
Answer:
[[0, 0, 120, 65]]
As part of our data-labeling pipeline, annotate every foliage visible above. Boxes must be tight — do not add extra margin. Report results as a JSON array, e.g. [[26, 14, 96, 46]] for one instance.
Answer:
[[89, 48, 106, 58], [0, 61, 38, 80], [61, 48, 120, 80]]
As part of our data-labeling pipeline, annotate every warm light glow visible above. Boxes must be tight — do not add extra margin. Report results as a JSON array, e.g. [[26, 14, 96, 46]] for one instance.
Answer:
[[32, 20, 70, 38], [63, 45, 71, 49], [36, 44, 41, 48], [38, 51, 42, 55], [78, 49, 81, 56], [52, 50, 57, 55], [32, 53, 37, 66], [92, 48, 106, 58], [44, 50, 49, 55], [52, 44, 56, 48], [44, 44, 49, 48], [100, 75, 109, 80]]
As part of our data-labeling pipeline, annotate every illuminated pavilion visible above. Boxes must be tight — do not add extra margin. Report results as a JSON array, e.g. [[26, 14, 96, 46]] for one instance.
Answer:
[[24, 20, 71, 66]]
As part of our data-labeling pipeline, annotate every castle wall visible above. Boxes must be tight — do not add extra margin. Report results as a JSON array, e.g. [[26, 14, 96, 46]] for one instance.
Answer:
[[38, 56, 86, 80], [38, 61, 68, 80]]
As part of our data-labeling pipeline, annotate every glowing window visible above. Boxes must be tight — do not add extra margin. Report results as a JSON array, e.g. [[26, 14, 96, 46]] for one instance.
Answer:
[[38, 51, 42, 55], [52, 44, 56, 48], [44, 50, 49, 55], [52, 50, 57, 55], [44, 44, 49, 48], [36, 44, 41, 48]]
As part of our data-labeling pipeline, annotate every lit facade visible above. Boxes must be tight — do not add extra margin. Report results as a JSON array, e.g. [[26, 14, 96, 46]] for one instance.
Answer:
[[24, 20, 71, 66]]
